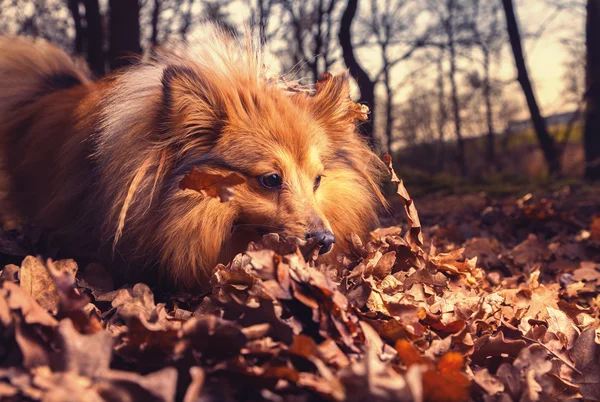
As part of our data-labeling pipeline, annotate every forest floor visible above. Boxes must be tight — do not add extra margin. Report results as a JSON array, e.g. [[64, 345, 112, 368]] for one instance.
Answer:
[[0, 173, 599, 402]]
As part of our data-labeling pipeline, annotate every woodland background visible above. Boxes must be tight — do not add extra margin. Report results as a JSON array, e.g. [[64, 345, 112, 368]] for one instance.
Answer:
[[0, 0, 599, 187]]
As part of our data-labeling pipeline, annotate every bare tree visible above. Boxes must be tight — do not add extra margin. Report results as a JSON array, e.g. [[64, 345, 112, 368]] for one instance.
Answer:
[[358, 0, 425, 152], [202, 0, 238, 35], [247, 0, 281, 43], [280, 0, 340, 82], [82, 0, 104, 76], [109, 0, 142, 71], [501, 0, 560, 175], [562, 38, 586, 108], [179, 0, 197, 40], [67, 0, 84, 54], [66, 0, 105, 76], [435, 52, 448, 171], [0, 0, 72, 49], [139, 0, 206, 45], [339, 0, 376, 144], [150, 0, 161, 47], [396, 84, 443, 173], [469, 0, 505, 172], [399, 88, 439, 147], [424, 0, 475, 176], [584, 0, 600, 180]]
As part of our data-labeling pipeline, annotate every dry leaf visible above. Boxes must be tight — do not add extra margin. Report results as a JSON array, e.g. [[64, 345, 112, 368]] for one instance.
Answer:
[[383, 154, 423, 247], [179, 168, 246, 202]]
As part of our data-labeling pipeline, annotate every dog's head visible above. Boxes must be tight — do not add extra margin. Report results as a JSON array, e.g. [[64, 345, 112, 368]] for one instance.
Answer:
[[161, 64, 386, 261]]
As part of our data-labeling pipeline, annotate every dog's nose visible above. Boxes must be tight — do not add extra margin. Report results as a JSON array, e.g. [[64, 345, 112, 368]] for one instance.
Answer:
[[306, 231, 336, 254]]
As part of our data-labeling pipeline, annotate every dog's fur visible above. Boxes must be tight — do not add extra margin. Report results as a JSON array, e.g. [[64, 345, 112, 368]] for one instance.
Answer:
[[0, 28, 386, 289]]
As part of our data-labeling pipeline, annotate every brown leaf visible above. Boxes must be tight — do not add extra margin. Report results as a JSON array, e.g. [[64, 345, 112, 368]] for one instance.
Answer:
[[13, 315, 53, 369], [2, 281, 57, 327], [179, 168, 246, 202], [111, 283, 158, 322], [18, 256, 77, 313], [507, 234, 552, 267], [178, 315, 247, 359], [383, 154, 423, 247], [96, 367, 178, 402], [288, 334, 317, 358], [317, 339, 350, 368], [341, 345, 412, 401], [572, 261, 600, 282], [473, 368, 505, 395], [372, 251, 396, 279], [545, 307, 579, 349], [54, 319, 113, 377], [570, 327, 600, 401], [472, 331, 527, 366]]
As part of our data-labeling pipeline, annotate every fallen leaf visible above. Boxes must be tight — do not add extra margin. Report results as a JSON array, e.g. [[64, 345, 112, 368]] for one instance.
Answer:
[[179, 168, 246, 202], [18, 257, 78, 313]]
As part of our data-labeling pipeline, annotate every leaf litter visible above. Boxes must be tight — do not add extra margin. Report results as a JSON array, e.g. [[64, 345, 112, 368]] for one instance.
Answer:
[[0, 157, 599, 401]]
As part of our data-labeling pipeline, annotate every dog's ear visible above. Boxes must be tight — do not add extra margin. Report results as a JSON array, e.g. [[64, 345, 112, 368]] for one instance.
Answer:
[[160, 65, 225, 146], [311, 72, 369, 134]]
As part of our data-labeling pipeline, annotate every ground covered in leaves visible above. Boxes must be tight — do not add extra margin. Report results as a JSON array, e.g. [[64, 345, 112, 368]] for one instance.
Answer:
[[0, 167, 599, 401]]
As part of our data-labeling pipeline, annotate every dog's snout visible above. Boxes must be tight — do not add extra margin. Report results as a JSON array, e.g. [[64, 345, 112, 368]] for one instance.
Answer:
[[306, 231, 336, 254]]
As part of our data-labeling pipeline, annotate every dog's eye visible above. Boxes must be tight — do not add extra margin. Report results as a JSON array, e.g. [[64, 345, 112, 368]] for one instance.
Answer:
[[314, 175, 322, 190], [258, 174, 282, 189]]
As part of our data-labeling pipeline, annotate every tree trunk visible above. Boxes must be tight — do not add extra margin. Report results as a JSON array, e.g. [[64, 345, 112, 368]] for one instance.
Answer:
[[436, 55, 447, 172], [501, 0, 560, 175], [82, 0, 104, 77], [256, 0, 269, 42], [109, 0, 141, 71], [483, 49, 499, 172], [339, 0, 376, 146], [180, 0, 195, 40], [67, 0, 84, 54], [584, 0, 600, 180], [313, 0, 325, 81], [150, 0, 161, 47], [383, 66, 394, 153], [444, 0, 466, 177], [448, 44, 467, 176]]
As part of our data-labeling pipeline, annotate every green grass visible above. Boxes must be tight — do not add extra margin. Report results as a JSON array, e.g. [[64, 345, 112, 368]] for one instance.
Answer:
[[503, 122, 583, 149], [393, 166, 594, 199], [459, 122, 582, 153]]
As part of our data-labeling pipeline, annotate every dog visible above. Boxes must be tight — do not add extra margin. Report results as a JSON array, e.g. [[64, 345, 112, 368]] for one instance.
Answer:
[[0, 27, 386, 290]]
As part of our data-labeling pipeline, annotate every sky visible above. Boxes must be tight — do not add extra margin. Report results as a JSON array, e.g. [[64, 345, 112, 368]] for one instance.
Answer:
[[364, 0, 586, 120], [227, 0, 585, 124], [509, 0, 586, 115]]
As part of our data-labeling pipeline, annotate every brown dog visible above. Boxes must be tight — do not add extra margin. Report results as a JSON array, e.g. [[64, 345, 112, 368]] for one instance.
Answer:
[[0, 28, 386, 290]]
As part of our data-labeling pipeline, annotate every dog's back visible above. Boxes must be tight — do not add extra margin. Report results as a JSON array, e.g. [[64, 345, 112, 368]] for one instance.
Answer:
[[0, 37, 95, 236]]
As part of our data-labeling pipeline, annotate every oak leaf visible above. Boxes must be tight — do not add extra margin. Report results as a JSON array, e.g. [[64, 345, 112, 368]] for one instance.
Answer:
[[179, 168, 246, 202]]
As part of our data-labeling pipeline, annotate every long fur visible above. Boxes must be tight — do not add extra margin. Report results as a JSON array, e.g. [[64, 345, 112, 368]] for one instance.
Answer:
[[0, 27, 386, 290]]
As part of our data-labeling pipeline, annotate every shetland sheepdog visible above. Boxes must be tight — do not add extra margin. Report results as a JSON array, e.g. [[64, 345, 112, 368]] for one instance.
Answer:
[[0, 27, 385, 290]]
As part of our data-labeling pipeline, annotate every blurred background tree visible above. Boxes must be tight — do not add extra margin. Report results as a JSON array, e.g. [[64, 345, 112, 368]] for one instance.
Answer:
[[0, 0, 594, 184]]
